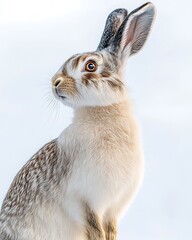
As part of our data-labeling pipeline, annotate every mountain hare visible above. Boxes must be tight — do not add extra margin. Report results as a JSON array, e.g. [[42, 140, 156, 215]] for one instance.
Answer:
[[0, 2, 156, 240]]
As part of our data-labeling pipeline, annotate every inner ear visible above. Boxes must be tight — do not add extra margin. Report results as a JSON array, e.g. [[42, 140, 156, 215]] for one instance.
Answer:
[[122, 17, 137, 52], [109, 2, 156, 60]]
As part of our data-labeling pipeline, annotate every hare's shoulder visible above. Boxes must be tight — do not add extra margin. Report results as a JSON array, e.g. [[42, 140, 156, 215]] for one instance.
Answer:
[[0, 139, 61, 218]]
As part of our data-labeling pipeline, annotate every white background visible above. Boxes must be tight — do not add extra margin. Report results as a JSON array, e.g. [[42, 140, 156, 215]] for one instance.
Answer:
[[0, 0, 192, 239]]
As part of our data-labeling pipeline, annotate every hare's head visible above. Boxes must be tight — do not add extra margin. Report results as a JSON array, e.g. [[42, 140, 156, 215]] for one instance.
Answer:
[[52, 2, 156, 108]]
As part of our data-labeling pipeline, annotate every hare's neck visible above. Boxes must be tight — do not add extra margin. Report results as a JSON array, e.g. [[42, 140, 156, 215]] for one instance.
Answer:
[[73, 101, 132, 123]]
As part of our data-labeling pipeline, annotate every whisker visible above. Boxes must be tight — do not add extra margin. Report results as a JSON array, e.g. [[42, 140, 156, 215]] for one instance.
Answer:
[[41, 88, 61, 126]]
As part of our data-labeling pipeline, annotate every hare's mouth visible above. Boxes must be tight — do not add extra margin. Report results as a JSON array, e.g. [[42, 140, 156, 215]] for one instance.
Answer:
[[59, 96, 66, 100], [57, 93, 67, 100], [53, 88, 67, 100]]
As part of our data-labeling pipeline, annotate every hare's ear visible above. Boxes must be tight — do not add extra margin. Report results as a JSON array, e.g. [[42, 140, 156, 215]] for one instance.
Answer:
[[109, 2, 156, 62], [97, 8, 128, 51]]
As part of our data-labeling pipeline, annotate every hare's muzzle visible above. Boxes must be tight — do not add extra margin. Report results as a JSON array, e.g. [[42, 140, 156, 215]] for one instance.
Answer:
[[52, 73, 78, 100], [52, 76, 66, 99]]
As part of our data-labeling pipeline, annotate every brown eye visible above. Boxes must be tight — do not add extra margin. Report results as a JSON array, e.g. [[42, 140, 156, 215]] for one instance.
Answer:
[[85, 61, 97, 72]]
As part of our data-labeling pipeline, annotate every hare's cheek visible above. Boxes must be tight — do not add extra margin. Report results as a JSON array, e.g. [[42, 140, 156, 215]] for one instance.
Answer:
[[60, 77, 79, 97], [106, 79, 124, 92], [81, 73, 100, 89]]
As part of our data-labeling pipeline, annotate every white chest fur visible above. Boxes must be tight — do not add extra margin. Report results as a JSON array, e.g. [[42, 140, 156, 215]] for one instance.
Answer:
[[58, 103, 144, 223]]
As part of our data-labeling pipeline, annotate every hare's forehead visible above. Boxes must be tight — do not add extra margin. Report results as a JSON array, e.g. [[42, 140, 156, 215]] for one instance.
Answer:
[[64, 52, 105, 69]]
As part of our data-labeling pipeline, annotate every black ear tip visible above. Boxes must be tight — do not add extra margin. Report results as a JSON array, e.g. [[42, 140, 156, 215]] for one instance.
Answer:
[[110, 8, 128, 19], [143, 2, 153, 7], [141, 2, 155, 10], [129, 2, 155, 16], [142, 2, 156, 16], [113, 8, 128, 15]]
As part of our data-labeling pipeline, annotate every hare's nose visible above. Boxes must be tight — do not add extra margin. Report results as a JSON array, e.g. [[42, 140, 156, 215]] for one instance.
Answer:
[[53, 78, 63, 88]]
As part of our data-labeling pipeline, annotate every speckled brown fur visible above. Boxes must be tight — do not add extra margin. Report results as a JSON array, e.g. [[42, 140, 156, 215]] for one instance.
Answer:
[[107, 79, 124, 91], [72, 56, 81, 69], [85, 204, 105, 240], [104, 220, 117, 240], [82, 73, 99, 88]]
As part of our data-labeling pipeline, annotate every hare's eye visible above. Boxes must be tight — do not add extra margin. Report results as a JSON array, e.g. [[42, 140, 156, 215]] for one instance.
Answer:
[[85, 61, 97, 72]]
